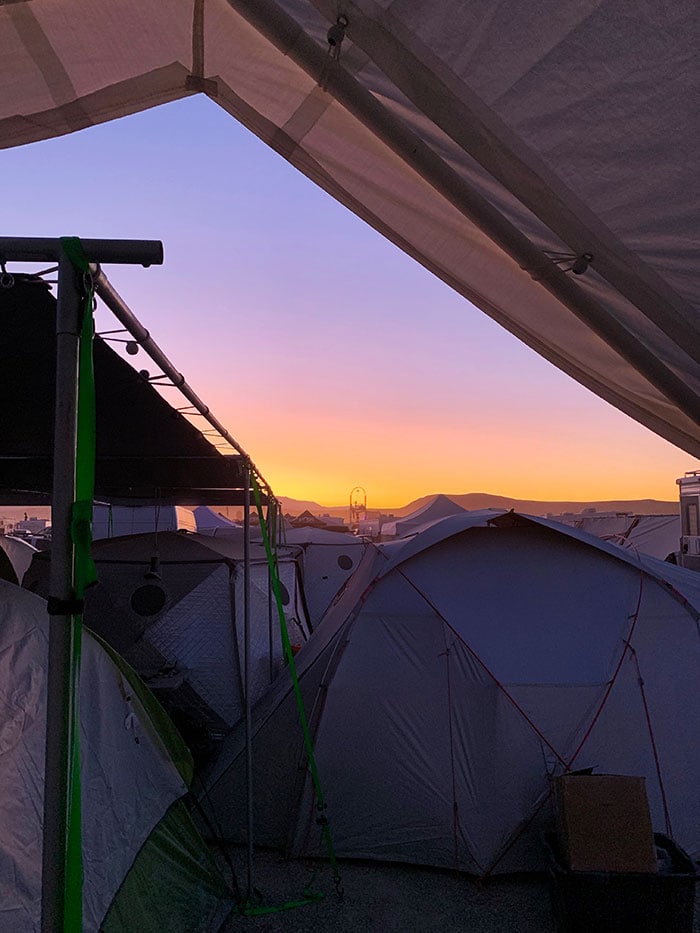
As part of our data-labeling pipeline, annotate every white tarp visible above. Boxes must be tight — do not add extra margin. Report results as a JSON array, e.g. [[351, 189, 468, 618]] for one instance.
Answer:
[[92, 505, 197, 539], [200, 511, 700, 874], [555, 512, 681, 561], [0, 2, 698, 455]]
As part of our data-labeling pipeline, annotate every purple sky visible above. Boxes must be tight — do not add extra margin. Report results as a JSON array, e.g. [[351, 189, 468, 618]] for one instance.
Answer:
[[2, 95, 694, 505]]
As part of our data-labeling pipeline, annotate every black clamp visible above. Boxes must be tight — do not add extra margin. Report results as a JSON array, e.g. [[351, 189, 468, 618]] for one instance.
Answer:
[[47, 595, 85, 616]]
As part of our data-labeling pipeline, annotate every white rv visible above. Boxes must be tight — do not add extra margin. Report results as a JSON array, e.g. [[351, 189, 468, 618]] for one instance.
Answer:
[[677, 472, 700, 570]]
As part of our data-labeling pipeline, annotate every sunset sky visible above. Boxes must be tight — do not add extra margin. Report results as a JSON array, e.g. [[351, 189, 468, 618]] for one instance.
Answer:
[[3, 95, 695, 508]]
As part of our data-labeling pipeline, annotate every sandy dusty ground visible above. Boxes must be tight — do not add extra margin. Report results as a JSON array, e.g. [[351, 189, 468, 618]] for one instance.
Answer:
[[215, 847, 700, 932]]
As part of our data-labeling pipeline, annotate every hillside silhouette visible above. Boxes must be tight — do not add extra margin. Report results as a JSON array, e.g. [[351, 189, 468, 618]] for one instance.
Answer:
[[277, 492, 678, 518]]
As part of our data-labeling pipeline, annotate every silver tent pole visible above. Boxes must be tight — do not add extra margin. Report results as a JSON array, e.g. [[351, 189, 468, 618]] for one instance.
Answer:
[[243, 462, 255, 903], [41, 249, 82, 932]]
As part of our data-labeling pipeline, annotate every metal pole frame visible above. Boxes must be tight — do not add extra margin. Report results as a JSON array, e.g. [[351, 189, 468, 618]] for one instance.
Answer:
[[0, 237, 162, 933], [41, 250, 82, 932]]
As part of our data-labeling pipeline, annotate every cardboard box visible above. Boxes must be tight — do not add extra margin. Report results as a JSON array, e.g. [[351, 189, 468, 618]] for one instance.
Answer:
[[554, 774, 657, 873]]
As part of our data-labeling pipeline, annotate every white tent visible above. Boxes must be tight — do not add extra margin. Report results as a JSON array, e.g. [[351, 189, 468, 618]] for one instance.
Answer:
[[0, 579, 232, 932], [193, 506, 242, 535], [380, 493, 468, 538], [200, 511, 700, 875], [0, 3, 698, 457], [92, 505, 197, 539], [279, 526, 367, 626], [23, 531, 310, 758], [620, 515, 681, 561], [563, 513, 682, 562]]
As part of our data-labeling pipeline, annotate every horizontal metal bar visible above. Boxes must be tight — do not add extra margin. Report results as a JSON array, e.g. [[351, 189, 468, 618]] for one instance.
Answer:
[[0, 487, 264, 507], [0, 237, 163, 266], [0, 454, 248, 490]]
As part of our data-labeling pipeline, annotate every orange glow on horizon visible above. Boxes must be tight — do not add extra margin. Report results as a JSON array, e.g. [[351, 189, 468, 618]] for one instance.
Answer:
[[227, 407, 695, 509]]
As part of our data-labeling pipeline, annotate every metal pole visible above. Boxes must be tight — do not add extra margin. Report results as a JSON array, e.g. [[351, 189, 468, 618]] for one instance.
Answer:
[[42, 250, 82, 933], [268, 542, 274, 684], [0, 237, 162, 266], [90, 266, 273, 490], [243, 463, 254, 903], [16, 237, 163, 933]]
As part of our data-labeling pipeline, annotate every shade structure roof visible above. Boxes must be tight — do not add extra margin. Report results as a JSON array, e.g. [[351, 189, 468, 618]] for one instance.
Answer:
[[0, 277, 251, 506], [0, 2, 698, 454]]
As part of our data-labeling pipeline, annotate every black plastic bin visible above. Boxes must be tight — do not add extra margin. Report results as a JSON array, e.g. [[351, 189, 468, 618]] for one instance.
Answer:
[[544, 832, 697, 933]]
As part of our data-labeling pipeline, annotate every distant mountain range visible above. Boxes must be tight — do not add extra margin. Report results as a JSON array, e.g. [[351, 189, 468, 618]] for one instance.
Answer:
[[278, 492, 679, 519], [0, 494, 679, 525]]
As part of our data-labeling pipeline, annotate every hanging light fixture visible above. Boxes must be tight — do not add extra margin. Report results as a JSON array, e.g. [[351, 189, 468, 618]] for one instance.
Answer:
[[130, 556, 168, 617]]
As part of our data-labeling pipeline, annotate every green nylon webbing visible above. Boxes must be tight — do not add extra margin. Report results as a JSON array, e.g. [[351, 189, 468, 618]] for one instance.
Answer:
[[59, 237, 98, 932], [250, 476, 341, 889]]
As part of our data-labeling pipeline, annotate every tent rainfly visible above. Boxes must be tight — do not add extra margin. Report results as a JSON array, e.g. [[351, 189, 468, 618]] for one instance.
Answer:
[[199, 511, 700, 875], [0, 579, 232, 932], [0, 3, 698, 458]]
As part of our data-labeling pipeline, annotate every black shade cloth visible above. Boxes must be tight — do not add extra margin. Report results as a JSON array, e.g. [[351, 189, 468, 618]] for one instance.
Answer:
[[0, 277, 255, 505]]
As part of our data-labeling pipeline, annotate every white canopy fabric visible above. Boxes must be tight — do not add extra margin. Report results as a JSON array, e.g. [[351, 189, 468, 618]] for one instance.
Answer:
[[0, 2, 698, 453], [92, 505, 197, 539], [558, 512, 681, 561], [193, 506, 241, 535]]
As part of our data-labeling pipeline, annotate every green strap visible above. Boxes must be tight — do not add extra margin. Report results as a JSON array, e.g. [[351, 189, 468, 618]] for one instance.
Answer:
[[250, 477, 341, 891], [59, 236, 98, 932]]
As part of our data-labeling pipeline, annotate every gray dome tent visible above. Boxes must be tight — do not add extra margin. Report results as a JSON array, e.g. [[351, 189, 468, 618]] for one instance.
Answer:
[[24, 531, 310, 762], [200, 511, 700, 875]]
